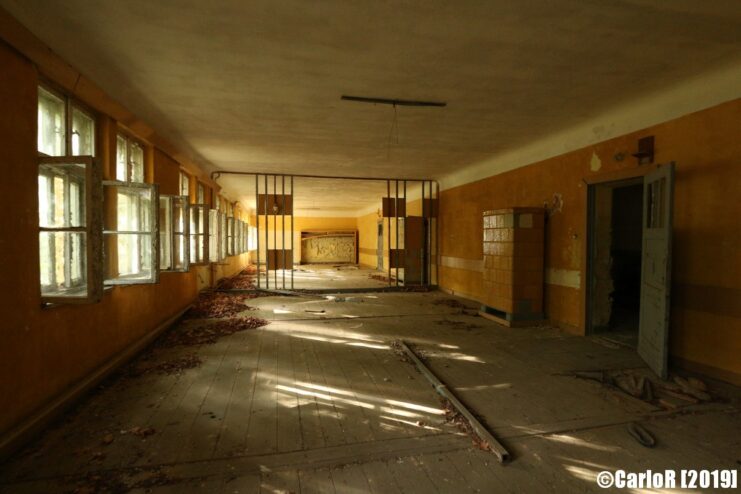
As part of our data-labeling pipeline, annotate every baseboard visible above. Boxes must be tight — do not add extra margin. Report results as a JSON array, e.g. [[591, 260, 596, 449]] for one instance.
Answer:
[[437, 286, 482, 305], [0, 304, 191, 462], [671, 355, 741, 387]]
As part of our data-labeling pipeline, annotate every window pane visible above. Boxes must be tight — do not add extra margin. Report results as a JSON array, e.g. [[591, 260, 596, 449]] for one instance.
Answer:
[[190, 205, 206, 263], [38, 163, 86, 228], [180, 173, 190, 197], [174, 234, 187, 270], [71, 107, 95, 156], [104, 183, 156, 283], [209, 209, 219, 262], [197, 184, 204, 204], [39, 231, 87, 297], [130, 142, 144, 183], [38, 87, 65, 156], [159, 196, 172, 270], [116, 135, 127, 181], [104, 233, 153, 280]]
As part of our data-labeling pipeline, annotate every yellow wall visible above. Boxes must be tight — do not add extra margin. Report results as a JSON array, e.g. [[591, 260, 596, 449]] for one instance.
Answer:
[[0, 39, 249, 444], [254, 216, 357, 264], [439, 99, 741, 384]]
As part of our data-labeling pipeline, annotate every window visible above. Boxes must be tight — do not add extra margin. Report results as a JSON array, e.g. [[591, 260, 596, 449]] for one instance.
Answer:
[[227, 217, 235, 256], [160, 195, 189, 272], [103, 181, 158, 284], [38, 85, 96, 158], [248, 225, 257, 251], [116, 134, 144, 183], [219, 212, 227, 260], [179, 171, 190, 198], [197, 183, 205, 204], [236, 220, 244, 254], [190, 203, 208, 264], [208, 209, 222, 262], [38, 156, 102, 303]]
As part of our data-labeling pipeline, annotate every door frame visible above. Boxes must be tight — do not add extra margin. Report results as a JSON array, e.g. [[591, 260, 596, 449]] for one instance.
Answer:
[[581, 164, 660, 335], [585, 176, 643, 335]]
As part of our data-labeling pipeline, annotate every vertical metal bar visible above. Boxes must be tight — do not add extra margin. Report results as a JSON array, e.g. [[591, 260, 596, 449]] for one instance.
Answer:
[[422, 180, 432, 285], [395, 180, 399, 286], [255, 174, 260, 288], [282, 175, 286, 290], [435, 181, 440, 285], [273, 175, 277, 289], [264, 175, 269, 289], [290, 176, 294, 290], [386, 179, 391, 286]]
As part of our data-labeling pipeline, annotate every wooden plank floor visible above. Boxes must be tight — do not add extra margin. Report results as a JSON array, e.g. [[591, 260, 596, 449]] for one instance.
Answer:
[[1, 291, 739, 493]]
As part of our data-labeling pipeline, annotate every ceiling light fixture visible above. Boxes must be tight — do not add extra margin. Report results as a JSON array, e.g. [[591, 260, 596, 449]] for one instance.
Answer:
[[341, 95, 446, 107]]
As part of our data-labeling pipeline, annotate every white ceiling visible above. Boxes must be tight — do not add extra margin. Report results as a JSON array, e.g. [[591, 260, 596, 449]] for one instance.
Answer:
[[2, 0, 740, 213]]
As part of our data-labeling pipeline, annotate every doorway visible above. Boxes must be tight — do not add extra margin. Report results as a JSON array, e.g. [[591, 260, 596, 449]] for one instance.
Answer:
[[587, 178, 643, 347]]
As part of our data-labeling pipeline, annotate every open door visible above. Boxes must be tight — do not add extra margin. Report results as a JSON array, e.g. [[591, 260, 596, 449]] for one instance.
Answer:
[[638, 162, 675, 378]]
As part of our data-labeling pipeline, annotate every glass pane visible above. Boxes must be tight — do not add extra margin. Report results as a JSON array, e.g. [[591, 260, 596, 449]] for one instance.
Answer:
[[159, 196, 172, 270], [104, 232, 153, 281], [71, 107, 95, 156], [130, 142, 144, 183], [38, 163, 86, 228], [173, 197, 187, 234], [174, 233, 187, 270], [197, 184, 204, 204], [180, 173, 190, 197], [209, 209, 219, 262], [39, 231, 87, 297], [116, 135, 127, 181], [219, 213, 227, 259], [104, 184, 154, 233], [38, 87, 65, 156]]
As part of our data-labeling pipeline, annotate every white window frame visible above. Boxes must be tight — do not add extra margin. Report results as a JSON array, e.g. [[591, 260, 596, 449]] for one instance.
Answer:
[[190, 203, 209, 265], [38, 156, 102, 304], [116, 133, 145, 183], [103, 181, 159, 285], [179, 171, 190, 198], [227, 216, 236, 256], [159, 195, 190, 272], [38, 84, 97, 158], [209, 209, 221, 263]]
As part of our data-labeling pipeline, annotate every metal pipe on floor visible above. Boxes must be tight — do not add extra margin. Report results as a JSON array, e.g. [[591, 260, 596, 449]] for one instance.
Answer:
[[397, 341, 511, 464]]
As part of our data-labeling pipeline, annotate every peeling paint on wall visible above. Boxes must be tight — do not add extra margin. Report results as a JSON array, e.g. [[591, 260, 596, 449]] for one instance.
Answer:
[[590, 151, 602, 171], [545, 268, 581, 289]]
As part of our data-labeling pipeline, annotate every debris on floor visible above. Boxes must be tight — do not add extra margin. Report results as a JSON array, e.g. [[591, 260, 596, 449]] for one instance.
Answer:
[[432, 298, 469, 309], [440, 398, 493, 452], [216, 268, 258, 290], [368, 273, 392, 282], [334, 264, 359, 270], [564, 368, 714, 410], [435, 318, 481, 330], [150, 354, 202, 375], [159, 317, 269, 347], [186, 292, 255, 319], [627, 422, 656, 448]]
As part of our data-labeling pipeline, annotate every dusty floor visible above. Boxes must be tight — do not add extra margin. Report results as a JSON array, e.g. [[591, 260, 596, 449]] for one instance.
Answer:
[[255, 264, 395, 290], [1, 289, 739, 493]]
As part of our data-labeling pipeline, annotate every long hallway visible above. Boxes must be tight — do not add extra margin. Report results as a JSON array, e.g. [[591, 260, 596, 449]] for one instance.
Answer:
[[2, 286, 738, 493]]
